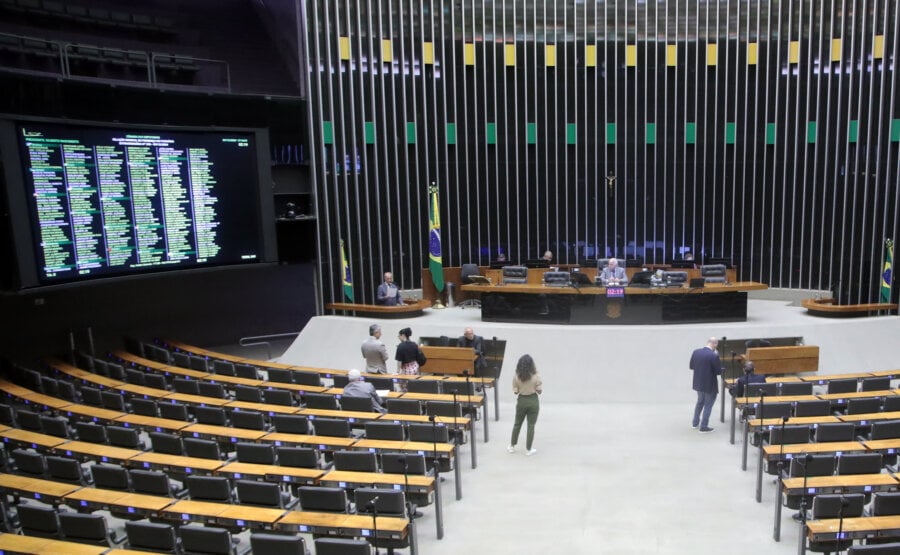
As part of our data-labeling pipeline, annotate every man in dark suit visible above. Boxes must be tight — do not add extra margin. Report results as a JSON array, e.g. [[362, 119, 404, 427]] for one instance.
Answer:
[[690, 337, 723, 433], [458, 327, 485, 374]]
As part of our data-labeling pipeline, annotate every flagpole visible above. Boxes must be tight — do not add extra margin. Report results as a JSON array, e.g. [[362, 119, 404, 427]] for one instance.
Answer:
[[429, 181, 446, 309]]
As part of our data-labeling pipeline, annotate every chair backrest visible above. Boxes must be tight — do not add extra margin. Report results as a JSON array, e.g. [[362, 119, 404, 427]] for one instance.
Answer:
[[366, 376, 395, 390], [365, 421, 406, 441], [16, 409, 42, 432], [13, 448, 47, 476], [814, 422, 856, 443], [124, 368, 146, 386], [314, 538, 371, 555], [57, 381, 77, 402], [408, 422, 450, 443], [276, 446, 319, 468], [183, 437, 224, 460], [236, 442, 276, 465], [180, 525, 233, 555], [872, 492, 900, 516], [234, 363, 259, 380], [837, 452, 884, 475], [236, 479, 284, 508], [106, 363, 126, 381], [131, 398, 158, 417], [146, 373, 169, 391], [662, 270, 688, 284], [745, 382, 778, 397], [197, 381, 226, 399], [298, 486, 350, 513], [332, 375, 350, 388], [849, 542, 900, 554], [441, 381, 475, 395], [699, 264, 727, 283], [129, 469, 172, 496], [460, 263, 481, 284], [149, 432, 183, 455], [340, 395, 376, 413], [157, 401, 190, 421], [789, 454, 836, 477], [426, 400, 463, 418], [46, 455, 85, 483], [312, 417, 351, 437], [827, 378, 859, 394], [75, 422, 109, 444], [304, 392, 338, 410], [17, 504, 59, 537], [189, 356, 209, 372], [811, 493, 866, 518], [381, 452, 428, 475], [234, 385, 263, 403], [779, 382, 814, 396], [386, 398, 422, 415], [406, 380, 441, 394], [272, 414, 311, 434], [0, 403, 14, 426], [172, 378, 200, 395], [354, 487, 406, 516], [794, 400, 832, 417], [40, 415, 70, 438], [126, 521, 178, 552], [251, 533, 308, 555], [846, 397, 883, 415], [90, 463, 130, 490], [172, 352, 191, 368], [194, 406, 228, 426], [884, 396, 900, 412], [768, 425, 811, 445], [871, 419, 900, 440], [58, 512, 110, 545], [266, 368, 293, 383], [292, 371, 322, 386], [333, 450, 378, 472], [107, 425, 143, 449], [501, 265, 528, 284], [186, 475, 232, 502], [542, 271, 570, 286], [860, 376, 892, 391], [264, 388, 295, 407], [756, 402, 792, 420], [212, 360, 236, 376], [231, 409, 266, 431], [79, 386, 103, 406]]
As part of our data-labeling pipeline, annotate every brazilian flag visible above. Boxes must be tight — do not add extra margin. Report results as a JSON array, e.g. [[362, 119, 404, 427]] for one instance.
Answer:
[[428, 183, 444, 292], [881, 239, 893, 303], [340, 239, 353, 302]]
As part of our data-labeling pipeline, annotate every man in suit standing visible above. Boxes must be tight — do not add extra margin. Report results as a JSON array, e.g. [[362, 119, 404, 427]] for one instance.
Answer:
[[361, 324, 389, 373], [690, 337, 723, 433], [376, 271, 402, 305], [599, 257, 628, 285], [458, 327, 485, 374]]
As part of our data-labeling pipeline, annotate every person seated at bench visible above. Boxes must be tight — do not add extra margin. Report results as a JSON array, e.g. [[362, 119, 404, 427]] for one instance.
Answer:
[[729, 361, 767, 397], [342, 369, 386, 413], [458, 327, 485, 374], [376, 271, 402, 306], [599, 257, 628, 286]]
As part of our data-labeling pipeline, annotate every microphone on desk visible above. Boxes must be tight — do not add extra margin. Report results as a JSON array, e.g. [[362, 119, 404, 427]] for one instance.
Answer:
[[366, 495, 380, 509]]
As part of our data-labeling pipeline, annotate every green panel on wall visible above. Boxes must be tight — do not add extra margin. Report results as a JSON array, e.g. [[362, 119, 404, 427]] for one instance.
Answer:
[[526, 122, 537, 144], [323, 121, 334, 145], [446, 123, 457, 145], [725, 122, 736, 144], [406, 122, 416, 144], [606, 123, 616, 144], [645, 123, 656, 145], [807, 121, 817, 144], [566, 123, 577, 145], [892, 120, 900, 142], [486, 123, 497, 145], [364, 121, 375, 144], [685, 122, 696, 144], [765, 123, 776, 145], [848, 120, 859, 143]]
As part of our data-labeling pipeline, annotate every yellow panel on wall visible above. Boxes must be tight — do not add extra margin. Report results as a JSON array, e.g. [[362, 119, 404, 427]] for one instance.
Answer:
[[339, 37, 350, 61], [505, 44, 516, 66], [874, 35, 885, 59], [747, 42, 758, 65], [625, 45, 637, 67], [546, 45, 556, 67], [423, 42, 434, 64], [464, 43, 475, 66], [382, 39, 392, 62], [831, 38, 842, 62], [585, 45, 596, 67], [707, 44, 718, 66], [788, 41, 800, 63], [666, 44, 677, 66]]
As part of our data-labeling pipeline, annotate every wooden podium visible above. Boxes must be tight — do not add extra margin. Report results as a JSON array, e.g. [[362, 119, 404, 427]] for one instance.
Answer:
[[745, 345, 819, 375], [419, 346, 477, 376]]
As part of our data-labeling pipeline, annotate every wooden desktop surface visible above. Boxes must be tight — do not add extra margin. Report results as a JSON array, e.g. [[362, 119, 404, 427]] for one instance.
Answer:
[[129, 452, 225, 472], [217, 461, 323, 483], [260, 433, 357, 449], [782, 473, 899, 493], [0, 473, 82, 499], [224, 400, 301, 414], [64, 487, 174, 512], [182, 423, 269, 442], [763, 441, 866, 459], [806, 515, 900, 539], [0, 427, 69, 449], [0, 532, 107, 555], [318, 470, 434, 491], [163, 499, 286, 525], [58, 441, 141, 463], [275, 510, 409, 536], [115, 413, 192, 432]]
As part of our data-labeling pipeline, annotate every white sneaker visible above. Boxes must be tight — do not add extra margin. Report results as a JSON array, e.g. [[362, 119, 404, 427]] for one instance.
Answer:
[[526, 448, 538, 456], [507, 445, 516, 453]]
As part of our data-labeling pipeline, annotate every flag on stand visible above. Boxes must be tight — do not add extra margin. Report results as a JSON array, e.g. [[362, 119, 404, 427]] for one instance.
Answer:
[[340, 239, 353, 302], [428, 182, 444, 292], [881, 238, 893, 303]]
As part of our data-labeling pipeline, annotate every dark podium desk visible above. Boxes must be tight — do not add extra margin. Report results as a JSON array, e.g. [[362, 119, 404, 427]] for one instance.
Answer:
[[460, 282, 768, 325]]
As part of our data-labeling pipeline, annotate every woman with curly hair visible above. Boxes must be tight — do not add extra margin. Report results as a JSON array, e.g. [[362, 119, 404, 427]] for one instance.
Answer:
[[508, 354, 542, 456]]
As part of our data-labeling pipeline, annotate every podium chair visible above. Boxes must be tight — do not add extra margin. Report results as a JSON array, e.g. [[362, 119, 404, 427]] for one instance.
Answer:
[[459, 263, 483, 308]]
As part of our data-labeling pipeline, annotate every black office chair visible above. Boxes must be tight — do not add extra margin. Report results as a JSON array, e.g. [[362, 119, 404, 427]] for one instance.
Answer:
[[231, 409, 267, 431], [793, 400, 832, 417], [58, 512, 124, 547], [333, 450, 378, 472], [47, 456, 89, 484], [836, 452, 884, 475], [185, 475, 233, 502], [364, 421, 406, 441], [197, 381, 227, 399], [236, 479, 297, 509], [814, 422, 856, 443], [234, 363, 259, 380], [311, 417, 351, 437], [779, 382, 814, 396], [17, 504, 59, 538], [194, 406, 228, 426], [149, 432, 183, 455], [12, 449, 47, 477], [272, 414, 311, 434], [827, 378, 859, 394], [234, 385, 264, 403], [303, 392, 338, 410], [406, 380, 441, 394], [172, 378, 200, 395], [861, 377, 892, 392], [130, 469, 183, 498], [314, 538, 372, 555], [459, 263, 484, 308], [297, 486, 351, 513], [236, 442, 276, 465], [386, 398, 422, 415], [264, 388, 295, 407], [662, 270, 688, 285], [157, 401, 190, 421], [90, 464, 130, 491], [130, 398, 158, 417], [180, 526, 235, 555], [292, 371, 322, 386], [251, 533, 309, 555], [807, 493, 866, 553], [266, 368, 293, 383], [172, 352, 191, 368], [106, 425, 144, 449], [183, 437, 228, 460], [542, 271, 570, 286], [276, 446, 321, 469], [40, 416, 70, 438], [125, 521, 178, 553], [849, 543, 900, 553], [501, 265, 528, 284], [212, 360, 236, 376], [339, 395, 377, 412]]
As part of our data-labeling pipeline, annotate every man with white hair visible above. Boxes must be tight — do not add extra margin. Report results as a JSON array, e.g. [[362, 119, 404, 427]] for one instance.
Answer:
[[689, 337, 723, 433], [343, 369, 386, 413], [599, 258, 628, 285], [361, 324, 389, 373]]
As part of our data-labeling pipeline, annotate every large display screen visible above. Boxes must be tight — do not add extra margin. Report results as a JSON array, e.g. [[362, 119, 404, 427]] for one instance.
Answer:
[[1, 118, 276, 288]]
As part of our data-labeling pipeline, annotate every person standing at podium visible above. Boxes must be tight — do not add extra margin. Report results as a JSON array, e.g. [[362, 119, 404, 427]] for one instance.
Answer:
[[361, 324, 389, 374], [376, 271, 402, 305], [690, 337, 723, 433]]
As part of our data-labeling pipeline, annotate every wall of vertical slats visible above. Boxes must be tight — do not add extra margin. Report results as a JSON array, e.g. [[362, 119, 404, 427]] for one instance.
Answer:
[[306, 0, 900, 305]]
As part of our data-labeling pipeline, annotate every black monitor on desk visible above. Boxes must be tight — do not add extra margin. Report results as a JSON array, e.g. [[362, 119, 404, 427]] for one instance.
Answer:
[[569, 270, 595, 286], [489, 260, 509, 269], [669, 260, 696, 269], [630, 270, 654, 286], [524, 259, 550, 268]]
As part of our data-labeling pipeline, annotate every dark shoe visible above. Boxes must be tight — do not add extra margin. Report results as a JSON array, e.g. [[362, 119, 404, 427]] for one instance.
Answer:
[[699, 427, 715, 433]]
